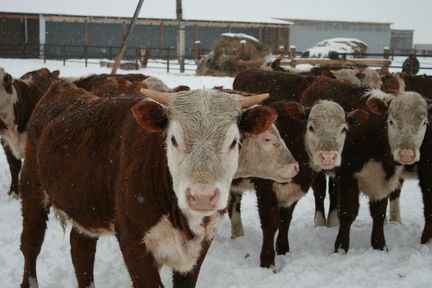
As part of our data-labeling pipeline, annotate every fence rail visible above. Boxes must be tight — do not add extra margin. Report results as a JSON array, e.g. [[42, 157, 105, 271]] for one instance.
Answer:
[[1, 43, 432, 72]]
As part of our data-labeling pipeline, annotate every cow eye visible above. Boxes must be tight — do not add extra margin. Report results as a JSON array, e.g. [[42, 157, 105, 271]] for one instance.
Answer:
[[341, 127, 348, 133], [229, 139, 238, 150], [170, 136, 178, 147], [308, 126, 314, 133], [388, 120, 394, 126]]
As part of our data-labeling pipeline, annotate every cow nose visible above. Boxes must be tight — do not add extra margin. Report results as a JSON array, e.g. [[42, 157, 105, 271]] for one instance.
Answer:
[[187, 187, 219, 211], [398, 149, 415, 164], [319, 151, 337, 166], [278, 161, 299, 181]]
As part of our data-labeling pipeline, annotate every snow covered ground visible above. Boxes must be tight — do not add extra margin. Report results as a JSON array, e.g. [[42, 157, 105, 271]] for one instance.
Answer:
[[0, 58, 431, 287]]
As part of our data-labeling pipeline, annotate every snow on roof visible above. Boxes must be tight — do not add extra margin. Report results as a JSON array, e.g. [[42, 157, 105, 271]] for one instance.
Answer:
[[221, 33, 259, 42]]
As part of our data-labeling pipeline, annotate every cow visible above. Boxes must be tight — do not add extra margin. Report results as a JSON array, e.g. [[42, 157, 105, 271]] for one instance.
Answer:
[[399, 73, 432, 99], [228, 96, 369, 270], [19, 81, 296, 288], [0, 67, 59, 197], [301, 78, 430, 253], [72, 73, 190, 96], [233, 69, 317, 101]]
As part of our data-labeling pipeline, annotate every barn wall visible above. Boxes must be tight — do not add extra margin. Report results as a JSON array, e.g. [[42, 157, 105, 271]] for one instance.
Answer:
[[0, 15, 39, 57]]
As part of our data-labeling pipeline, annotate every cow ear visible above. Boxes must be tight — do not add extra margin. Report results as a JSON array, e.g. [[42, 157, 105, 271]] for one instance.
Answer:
[[356, 72, 365, 82], [367, 98, 388, 115], [3, 73, 12, 91], [283, 101, 308, 122], [170, 85, 190, 93], [52, 70, 60, 78], [347, 109, 369, 127], [239, 106, 277, 135], [131, 101, 168, 132], [428, 104, 432, 120]]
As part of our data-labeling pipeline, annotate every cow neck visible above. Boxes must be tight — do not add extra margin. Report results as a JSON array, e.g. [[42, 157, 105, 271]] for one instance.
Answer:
[[170, 202, 195, 241]]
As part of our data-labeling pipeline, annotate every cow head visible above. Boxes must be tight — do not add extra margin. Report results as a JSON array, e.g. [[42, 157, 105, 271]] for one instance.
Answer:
[[0, 68, 17, 125], [285, 100, 368, 171], [0, 68, 13, 95], [367, 91, 429, 165], [236, 116, 299, 183], [132, 89, 273, 217]]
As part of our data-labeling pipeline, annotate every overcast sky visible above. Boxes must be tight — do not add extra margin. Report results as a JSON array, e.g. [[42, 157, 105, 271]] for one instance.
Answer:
[[3, 0, 431, 43]]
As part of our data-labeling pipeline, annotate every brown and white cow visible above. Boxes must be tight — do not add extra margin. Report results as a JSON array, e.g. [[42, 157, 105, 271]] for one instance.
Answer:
[[301, 78, 430, 253], [0, 67, 59, 197], [19, 81, 297, 288], [229, 97, 368, 270]]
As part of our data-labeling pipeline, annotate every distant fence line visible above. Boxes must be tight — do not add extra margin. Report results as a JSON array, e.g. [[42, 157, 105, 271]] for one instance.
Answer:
[[1, 43, 432, 72]]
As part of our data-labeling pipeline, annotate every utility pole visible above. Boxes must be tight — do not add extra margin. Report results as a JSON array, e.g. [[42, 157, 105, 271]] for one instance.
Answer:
[[176, 0, 185, 73], [111, 0, 145, 74]]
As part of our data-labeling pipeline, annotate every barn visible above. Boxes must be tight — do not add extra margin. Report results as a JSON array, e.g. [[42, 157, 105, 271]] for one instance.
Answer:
[[0, 12, 290, 59]]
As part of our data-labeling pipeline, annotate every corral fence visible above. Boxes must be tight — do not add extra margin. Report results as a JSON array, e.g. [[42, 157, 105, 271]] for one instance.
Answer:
[[1, 42, 432, 72]]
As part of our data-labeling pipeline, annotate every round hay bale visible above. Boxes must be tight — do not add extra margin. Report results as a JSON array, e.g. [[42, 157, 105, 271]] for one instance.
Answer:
[[197, 33, 271, 76]]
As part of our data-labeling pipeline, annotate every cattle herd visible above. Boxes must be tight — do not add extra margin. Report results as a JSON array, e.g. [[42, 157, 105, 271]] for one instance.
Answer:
[[0, 59, 431, 287]]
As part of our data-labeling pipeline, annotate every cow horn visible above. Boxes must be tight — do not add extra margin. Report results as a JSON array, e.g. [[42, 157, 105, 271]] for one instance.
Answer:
[[140, 88, 169, 105], [239, 93, 270, 108]]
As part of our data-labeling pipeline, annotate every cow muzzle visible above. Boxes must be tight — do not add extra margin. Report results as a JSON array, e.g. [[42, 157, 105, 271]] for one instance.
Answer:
[[397, 149, 416, 164], [276, 162, 299, 183], [318, 151, 338, 167], [186, 185, 220, 212]]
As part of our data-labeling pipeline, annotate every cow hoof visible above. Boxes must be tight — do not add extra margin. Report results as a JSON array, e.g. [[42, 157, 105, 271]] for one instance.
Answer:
[[9, 191, 19, 200], [372, 244, 389, 252], [270, 265, 278, 274], [231, 227, 245, 239], [314, 211, 326, 227], [336, 246, 347, 254], [327, 210, 339, 227], [276, 245, 289, 255], [389, 216, 402, 224]]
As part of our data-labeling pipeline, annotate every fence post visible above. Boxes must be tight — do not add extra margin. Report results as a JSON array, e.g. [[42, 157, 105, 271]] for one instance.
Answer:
[[43, 44, 46, 64], [167, 47, 170, 73], [63, 44, 66, 66], [289, 45, 296, 68], [238, 40, 246, 60], [84, 45, 88, 67], [194, 40, 201, 64], [383, 47, 390, 70], [109, 46, 112, 60]]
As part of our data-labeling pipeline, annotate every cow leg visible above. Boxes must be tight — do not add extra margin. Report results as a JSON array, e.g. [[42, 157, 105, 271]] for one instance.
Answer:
[[70, 228, 98, 288], [334, 175, 359, 253], [117, 233, 163, 287], [418, 163, 432, 244], [388, 180, 403, 223], [255, 180, 279, 270], [228, 192, 244, 239], [172, 239, 211, 288], [2, 142, 22, 198], [20, 160, 48, 288], [312, 172, 326, 227], [369, 198, 389, 251], [327, 176, 339, 227], [276, 202, 297, 255]]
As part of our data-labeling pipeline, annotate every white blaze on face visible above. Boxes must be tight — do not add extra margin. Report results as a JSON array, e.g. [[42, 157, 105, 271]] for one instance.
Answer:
[[387, 92, 428, 164], [304, 101, 347, 171], [165, 91, 242, 218]]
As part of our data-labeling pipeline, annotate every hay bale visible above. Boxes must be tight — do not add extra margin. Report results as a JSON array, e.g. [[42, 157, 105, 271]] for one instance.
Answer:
[[197, 33, 271, 76]]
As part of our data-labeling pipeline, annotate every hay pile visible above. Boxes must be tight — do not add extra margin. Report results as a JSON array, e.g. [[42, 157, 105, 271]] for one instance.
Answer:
[[197, 33, 271, 76]]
